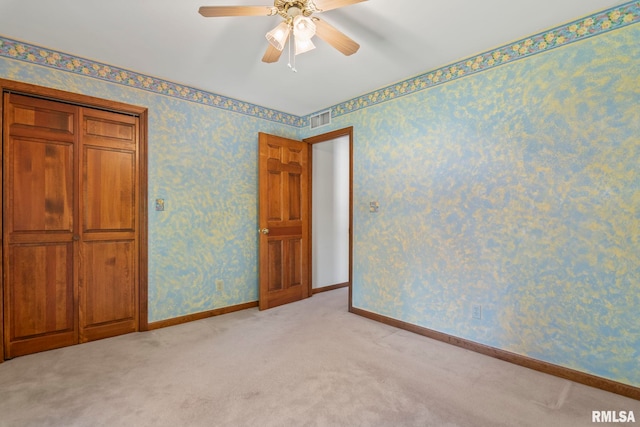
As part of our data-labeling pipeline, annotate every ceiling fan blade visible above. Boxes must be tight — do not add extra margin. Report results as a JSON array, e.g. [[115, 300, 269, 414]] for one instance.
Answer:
[[262, 43, 284, 63], [314, 18, 360, 56], [198, 6, 273, 17], [314, 0, 367, 12]]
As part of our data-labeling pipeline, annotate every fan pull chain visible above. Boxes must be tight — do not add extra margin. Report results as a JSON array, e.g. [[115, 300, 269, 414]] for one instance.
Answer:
[[288, 32, 297, 73]]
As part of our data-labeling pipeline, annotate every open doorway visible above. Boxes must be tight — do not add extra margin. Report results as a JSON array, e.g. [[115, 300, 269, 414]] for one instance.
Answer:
[[304, 127, 353, 303]]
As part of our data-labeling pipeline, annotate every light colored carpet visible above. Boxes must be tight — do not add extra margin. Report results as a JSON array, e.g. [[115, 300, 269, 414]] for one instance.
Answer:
[[0, 288, 637, 426]]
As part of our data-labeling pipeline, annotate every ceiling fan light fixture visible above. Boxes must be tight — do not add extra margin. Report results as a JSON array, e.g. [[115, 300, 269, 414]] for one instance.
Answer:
[[199, 0, 366, 66], [294, 36, 316, 55], [266, 21, 291, 51]]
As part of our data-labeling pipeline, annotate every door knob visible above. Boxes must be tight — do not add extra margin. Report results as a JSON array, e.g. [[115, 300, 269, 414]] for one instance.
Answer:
[[260, 228, 270, 235]]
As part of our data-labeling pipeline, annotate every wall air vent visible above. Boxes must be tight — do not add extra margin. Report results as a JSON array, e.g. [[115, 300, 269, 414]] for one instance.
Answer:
[[310, 110, 331, 129]]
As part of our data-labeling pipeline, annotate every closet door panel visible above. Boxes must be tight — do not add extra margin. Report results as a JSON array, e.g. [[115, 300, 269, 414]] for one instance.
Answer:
[[79, 109, 139, 342], [7, 244, 76, 357], [3, 94, 79, 358], [79, 240, 136, 342], [11, 138, 74, 232], [84, 148, 135, 232]]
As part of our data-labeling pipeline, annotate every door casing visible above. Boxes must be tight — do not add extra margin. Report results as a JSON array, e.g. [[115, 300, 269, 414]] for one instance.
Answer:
[[304, 127, 354, 309], [258, 127, 354, 310], [0, 78, 149, 362]]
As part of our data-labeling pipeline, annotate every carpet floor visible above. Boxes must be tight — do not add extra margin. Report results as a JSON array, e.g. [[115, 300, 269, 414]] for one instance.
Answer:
[[0, 288, 637, 426]]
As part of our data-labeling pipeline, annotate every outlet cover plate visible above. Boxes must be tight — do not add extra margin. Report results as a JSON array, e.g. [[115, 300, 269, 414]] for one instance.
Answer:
[[472, 304, 482, 320]]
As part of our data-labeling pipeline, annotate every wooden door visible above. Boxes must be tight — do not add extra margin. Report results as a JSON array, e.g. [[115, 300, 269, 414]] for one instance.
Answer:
[[3, 92, 140, 358], [258, 133, 310, 310], [3, 94, 79, 358], [79, 109, 139, 342]]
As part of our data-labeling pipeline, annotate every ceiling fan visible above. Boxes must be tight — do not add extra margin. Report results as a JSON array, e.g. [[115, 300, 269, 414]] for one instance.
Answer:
[[199, 0, 366, 67]]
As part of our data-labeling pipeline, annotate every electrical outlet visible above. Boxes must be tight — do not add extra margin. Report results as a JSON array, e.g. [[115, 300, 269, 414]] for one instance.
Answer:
[[472, 304, 482, 320], [215, 279, 224, 291]]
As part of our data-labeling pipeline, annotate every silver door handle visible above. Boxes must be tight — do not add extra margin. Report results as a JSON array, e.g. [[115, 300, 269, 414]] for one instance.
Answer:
[[260, 228, 270, 235]]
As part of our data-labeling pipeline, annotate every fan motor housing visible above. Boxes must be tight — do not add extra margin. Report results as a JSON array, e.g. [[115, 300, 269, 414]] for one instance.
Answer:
[[275, 0, 317, 17]]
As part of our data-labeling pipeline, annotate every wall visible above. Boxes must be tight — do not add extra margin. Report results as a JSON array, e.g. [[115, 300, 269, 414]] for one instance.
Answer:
[[312, 136, 350, 288], [0, 55, 298, 323], [313, 23, 640, 387], [1, 2, 639, 388]]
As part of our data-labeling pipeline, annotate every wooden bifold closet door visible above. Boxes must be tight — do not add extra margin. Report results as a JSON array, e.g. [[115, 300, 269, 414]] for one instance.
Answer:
[[3, 93, 140, 358]]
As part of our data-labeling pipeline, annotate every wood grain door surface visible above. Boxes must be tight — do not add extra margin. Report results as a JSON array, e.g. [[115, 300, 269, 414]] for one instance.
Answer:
[[258, 133, 310, 310], [3, 93, 139, 358], [3, 94, 78, 357], [79, 108, 139, 343]]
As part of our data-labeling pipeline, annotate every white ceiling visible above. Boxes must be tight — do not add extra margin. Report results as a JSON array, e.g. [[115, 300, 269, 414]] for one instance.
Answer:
[[0, 0, 628, 115]]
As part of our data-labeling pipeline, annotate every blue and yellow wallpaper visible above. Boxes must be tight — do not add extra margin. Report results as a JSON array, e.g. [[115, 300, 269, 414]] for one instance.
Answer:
[[309, 23, 640, 386], [0, 54, 297, 322], [1, 2, 639, 387]]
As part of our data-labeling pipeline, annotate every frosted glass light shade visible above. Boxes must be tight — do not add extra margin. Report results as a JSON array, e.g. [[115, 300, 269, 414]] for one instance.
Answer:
[[293, 15, 316, 40], [266, 22, 290, 51], [295, 36, 315, 55]]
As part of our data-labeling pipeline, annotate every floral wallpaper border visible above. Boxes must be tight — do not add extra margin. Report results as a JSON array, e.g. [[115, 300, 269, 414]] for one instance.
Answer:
[[0, 37, 304, 128], [320, 1, 640, 120], [0, 1, 638, 127]]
